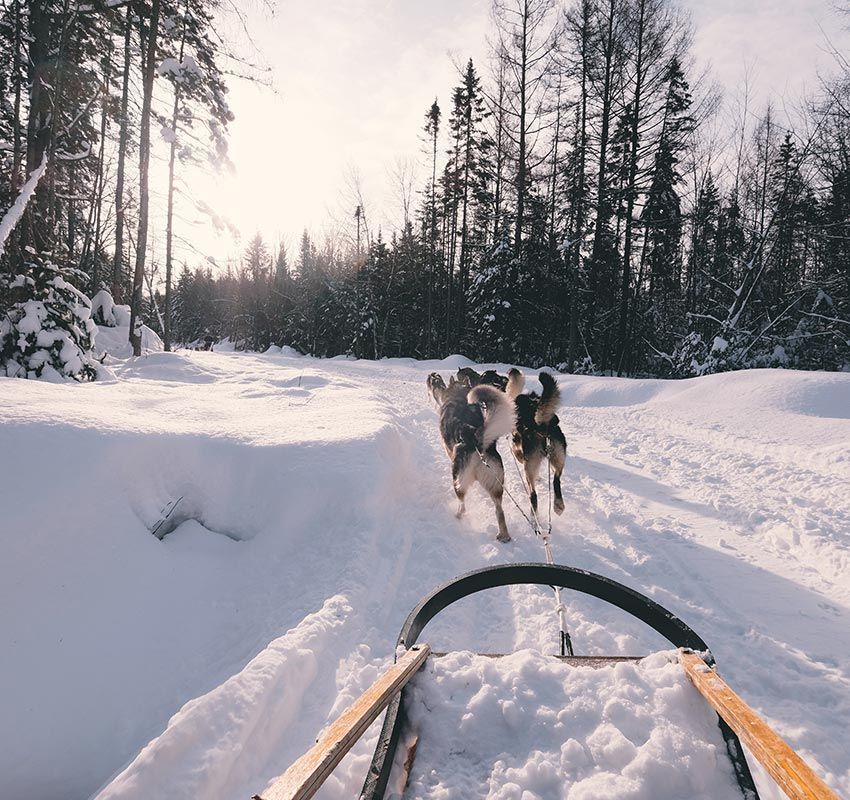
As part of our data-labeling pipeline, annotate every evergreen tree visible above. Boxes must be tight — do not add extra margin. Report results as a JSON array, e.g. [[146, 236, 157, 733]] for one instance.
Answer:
[[446, 59, 492, 350], [641, 55, 693, 368], [0, 256, 97, 380]]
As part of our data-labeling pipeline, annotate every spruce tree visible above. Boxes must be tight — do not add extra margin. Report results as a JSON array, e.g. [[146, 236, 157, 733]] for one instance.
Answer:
[[0, 256, 97, 380]]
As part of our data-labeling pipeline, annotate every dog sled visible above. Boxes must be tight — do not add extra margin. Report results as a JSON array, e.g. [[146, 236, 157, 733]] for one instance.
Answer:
[[253, 563, 838, 800]]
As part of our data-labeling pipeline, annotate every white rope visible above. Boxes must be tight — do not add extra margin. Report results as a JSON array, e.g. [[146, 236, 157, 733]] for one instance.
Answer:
[[505, 436, 574, 657], [476, 437, 573, 655]]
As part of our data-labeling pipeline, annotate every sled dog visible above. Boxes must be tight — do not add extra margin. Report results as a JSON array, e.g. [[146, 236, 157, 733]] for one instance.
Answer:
[[506, 369, 567, 516], [455, 366, 509, 391], [427, 372, 515, 542]]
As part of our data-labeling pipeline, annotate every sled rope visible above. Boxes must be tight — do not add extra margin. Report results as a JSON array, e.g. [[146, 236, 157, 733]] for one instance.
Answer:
[[478, 439, 574, 657]]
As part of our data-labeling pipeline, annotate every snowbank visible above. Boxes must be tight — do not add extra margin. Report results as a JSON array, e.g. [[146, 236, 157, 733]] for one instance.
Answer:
[[94, 595, 352, 800]]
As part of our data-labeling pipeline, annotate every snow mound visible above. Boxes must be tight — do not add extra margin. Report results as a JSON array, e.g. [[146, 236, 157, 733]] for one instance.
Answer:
[[557, 368, 850, 420], [94, 595, 352, 800], [95, 323, 163, 359], [402, 650, 741, 800], [265, 344, 303, 358], [90, 291, 131, 328], [436, 353, 477, 369], [114, 351, 221, 384]]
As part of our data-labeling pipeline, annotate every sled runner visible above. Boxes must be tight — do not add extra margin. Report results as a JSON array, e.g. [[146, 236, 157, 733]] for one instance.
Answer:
[[253, 563, 838, 800]]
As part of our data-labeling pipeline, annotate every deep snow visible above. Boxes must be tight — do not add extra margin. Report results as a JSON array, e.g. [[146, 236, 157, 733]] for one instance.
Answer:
[[0, 347, 848, 799], [402, 651, 743, 800]]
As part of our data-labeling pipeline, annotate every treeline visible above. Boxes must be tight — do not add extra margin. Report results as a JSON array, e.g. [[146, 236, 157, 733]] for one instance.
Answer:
[[171, 0, 850, 374], [2, 0, 849, 380], [0, 0, 233, 378]]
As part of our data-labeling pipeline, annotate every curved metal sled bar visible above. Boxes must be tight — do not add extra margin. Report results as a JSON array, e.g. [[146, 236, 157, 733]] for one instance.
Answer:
[[397, 562, 710, 653], [359, 562, 758, 800]]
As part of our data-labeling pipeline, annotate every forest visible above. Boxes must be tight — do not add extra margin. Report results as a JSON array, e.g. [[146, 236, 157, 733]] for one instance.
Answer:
[[1, 0, 849, 379]]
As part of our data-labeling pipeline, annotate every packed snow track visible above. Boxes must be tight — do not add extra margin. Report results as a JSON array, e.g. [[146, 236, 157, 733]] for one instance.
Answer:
[[1, 348, 848, 799]]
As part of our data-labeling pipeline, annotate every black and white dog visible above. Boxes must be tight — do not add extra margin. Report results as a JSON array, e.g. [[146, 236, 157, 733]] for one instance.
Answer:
[[426, 372, 515, 542], [506, 369, 567, 516]]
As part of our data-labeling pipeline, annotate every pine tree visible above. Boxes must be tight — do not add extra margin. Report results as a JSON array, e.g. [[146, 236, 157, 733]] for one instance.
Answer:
[[641, 55, 694, 368], [446, 59, 492, 350], [0, 256, 97, 380], [423, 99, 441, 354]]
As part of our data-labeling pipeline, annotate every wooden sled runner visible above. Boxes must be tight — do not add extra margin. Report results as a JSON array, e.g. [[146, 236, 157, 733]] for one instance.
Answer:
[[253, 563, 838, 800]]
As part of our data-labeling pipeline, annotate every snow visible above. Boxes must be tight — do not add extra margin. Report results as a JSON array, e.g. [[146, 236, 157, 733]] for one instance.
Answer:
[[0, 154, 47, 257], [93, 319, 163, 360], [94, 595, 353, 799], [157, 55, 201, 82], [0, 353, 848, 800], [91, 290, 118, 326], [402, 651, 741, 799]]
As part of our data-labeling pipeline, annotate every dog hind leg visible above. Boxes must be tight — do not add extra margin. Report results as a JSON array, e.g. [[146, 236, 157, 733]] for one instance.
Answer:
[[524, 454, 542, 514], [476, 452, 511, 543], [452, 449, 475, 519], [549, 439, 566, 514]]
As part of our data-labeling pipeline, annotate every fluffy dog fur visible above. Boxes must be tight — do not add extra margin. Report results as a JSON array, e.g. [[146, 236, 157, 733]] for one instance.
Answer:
[[427, 372, 515, 542], [506, 369, 567, 516]]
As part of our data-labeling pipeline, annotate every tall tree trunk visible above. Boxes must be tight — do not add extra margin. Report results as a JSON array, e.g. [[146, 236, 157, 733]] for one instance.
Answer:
[[129, 0, 161, 356], [22, 1, 52, 253], [458, 118, 472, 347], [81, 50, 111, 290], [67, 162, 76, 257], [513, 1, 529, 266], [90, 57, 111, 293], [549, 76, 562, 251], [616, 0, 646, 375], [112, 8, 132, 300], [586, 0, 617, 340], [567, 0, 590, 371], [493, 57, 506, 244], [426, 104, 439, 356], [164, 1, 189, 352], [5, 1, 24, 266], [44, 0, 74, 246], [10, 0, 23, 195]]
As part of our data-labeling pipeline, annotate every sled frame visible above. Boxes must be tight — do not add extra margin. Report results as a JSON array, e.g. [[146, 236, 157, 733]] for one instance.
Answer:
[[359, 562, 760, 800]]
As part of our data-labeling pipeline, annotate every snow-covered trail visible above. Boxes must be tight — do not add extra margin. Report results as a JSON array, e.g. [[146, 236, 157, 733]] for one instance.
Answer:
[[1, 351, 848, 799]]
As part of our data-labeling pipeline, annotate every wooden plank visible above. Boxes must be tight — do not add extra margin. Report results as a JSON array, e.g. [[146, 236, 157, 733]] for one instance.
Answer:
[[680, 650, 838, 800], [254, 644, 430, 800]]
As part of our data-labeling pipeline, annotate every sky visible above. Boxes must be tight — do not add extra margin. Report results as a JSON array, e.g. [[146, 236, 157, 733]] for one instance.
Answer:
[[167, 0, 850, 272]]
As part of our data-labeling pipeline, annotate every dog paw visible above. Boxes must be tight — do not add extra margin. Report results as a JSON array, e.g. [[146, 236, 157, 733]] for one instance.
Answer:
[[554, 498, 565, 514], [497, 532, 512, 543]]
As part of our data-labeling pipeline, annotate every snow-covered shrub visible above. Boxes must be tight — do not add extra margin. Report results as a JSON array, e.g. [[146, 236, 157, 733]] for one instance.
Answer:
[[0, 256, 98, 381], [674, 325, 744, 376], [90, 289, 131, 329], [91, 289, 116, 326]]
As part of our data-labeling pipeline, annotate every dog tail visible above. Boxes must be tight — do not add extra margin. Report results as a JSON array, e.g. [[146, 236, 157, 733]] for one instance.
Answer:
[[535, 371, 560, 424], [506, 368, 525, 400], [469, 384, 515, 448]]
